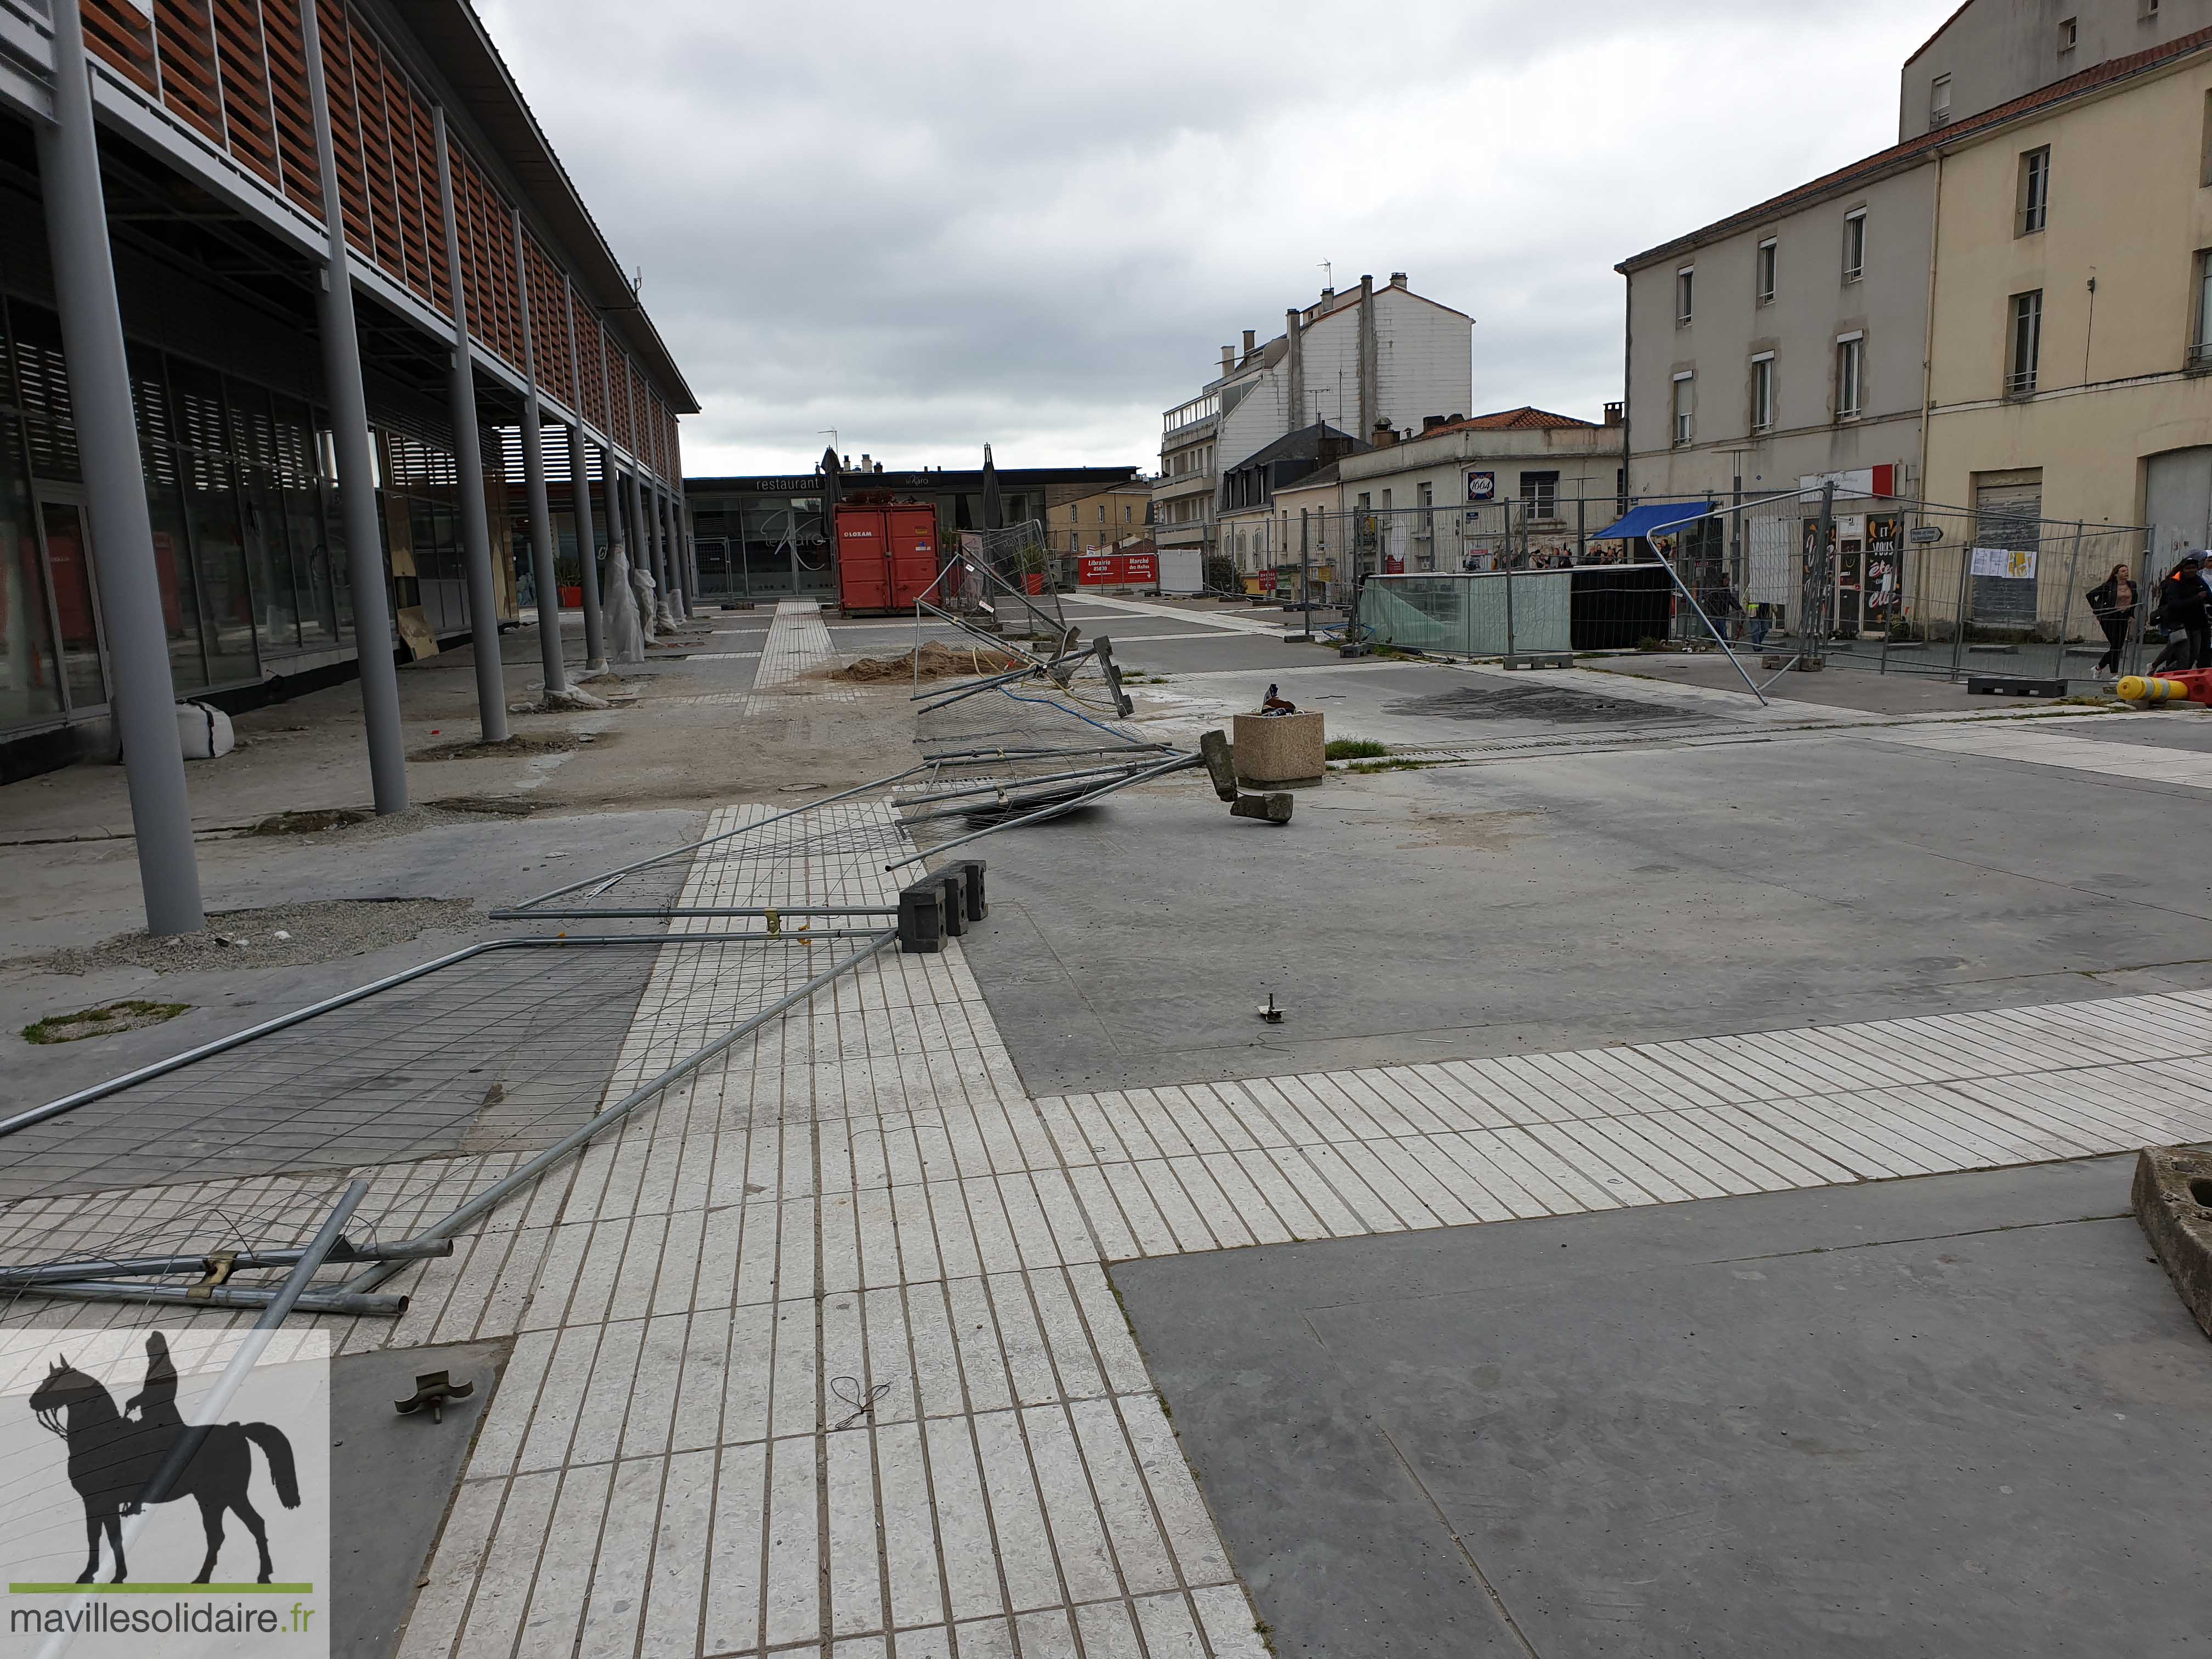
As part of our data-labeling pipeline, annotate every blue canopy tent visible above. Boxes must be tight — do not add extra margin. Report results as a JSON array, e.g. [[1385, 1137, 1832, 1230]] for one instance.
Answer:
[[1590, 500, 1714, 546]]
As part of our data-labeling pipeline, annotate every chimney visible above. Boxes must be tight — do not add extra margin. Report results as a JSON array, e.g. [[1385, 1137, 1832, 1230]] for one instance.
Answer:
[[1370, 418, 1398, 448], [1389, 271, 1408, 288], [1220, 345, 1234, 372], [1242, 329, 1256, 356], [859, 454, 870, 472], [1421, 415, 1448, 432], [1319, 285, 1334, 303], [1604, 401, 1624, 427]]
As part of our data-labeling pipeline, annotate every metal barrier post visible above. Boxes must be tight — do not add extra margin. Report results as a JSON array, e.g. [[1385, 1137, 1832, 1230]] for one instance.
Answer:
[[1949, 522, 1973, 681], [2051, 521, 2083, 682], [1299, 510, 1313, 641]]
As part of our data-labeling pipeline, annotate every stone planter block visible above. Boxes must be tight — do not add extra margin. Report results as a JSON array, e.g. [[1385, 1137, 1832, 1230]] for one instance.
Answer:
[[1232, 710, 1324, 785]]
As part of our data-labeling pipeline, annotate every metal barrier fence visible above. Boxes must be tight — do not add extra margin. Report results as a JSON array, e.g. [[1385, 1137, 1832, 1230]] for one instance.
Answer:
[[1700, 490, 2155, 682], [1357, 561, 1680, 657]]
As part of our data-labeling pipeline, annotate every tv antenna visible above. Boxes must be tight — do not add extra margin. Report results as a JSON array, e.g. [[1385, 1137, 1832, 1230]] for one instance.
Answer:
[[1318, 259, 1333, 289]]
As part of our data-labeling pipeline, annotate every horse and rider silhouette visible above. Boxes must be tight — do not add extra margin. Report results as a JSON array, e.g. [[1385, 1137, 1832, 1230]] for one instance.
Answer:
[[27, 1334, 300, 1585]]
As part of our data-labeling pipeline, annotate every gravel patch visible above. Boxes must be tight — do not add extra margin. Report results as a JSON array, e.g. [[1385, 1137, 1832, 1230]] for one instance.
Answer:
[[409, 733, 586, 761], [40, 898, 478, 977]]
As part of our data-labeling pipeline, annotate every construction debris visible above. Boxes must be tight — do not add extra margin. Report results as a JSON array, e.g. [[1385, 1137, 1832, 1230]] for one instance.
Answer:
[[836, 642, 1028, 682]]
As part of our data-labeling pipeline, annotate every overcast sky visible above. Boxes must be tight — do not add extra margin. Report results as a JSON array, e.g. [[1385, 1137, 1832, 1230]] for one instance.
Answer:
[[480, 0, 1940, 478]]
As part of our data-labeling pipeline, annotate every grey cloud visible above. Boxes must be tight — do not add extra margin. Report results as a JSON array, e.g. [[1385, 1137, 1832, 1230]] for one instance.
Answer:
[[481, 0, 1942, 471]]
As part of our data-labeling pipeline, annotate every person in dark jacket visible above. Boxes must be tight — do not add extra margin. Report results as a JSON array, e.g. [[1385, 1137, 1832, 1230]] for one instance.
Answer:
[[2149, 555, 2209, 674], [2086, 561, 2138, 675]]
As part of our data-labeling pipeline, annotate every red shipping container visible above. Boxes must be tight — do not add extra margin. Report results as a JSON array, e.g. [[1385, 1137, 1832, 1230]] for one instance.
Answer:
[[834, 504, 941, 614]]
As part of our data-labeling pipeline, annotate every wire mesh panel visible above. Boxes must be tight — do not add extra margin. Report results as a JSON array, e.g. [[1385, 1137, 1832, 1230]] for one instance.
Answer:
[[1357, 563, 1678, 656]]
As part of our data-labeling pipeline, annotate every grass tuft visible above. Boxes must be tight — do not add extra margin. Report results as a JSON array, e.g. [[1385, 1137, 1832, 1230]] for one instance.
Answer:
[[1324, 738, 1389, 760]]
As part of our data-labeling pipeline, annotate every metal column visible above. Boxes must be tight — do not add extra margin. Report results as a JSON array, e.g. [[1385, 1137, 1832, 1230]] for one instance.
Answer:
[[510, 207, 565, 697], [432, 109, 508, 743], [36, 0, 204, 935], [302, 0, 408, 812], [560, 274, 605, 672]]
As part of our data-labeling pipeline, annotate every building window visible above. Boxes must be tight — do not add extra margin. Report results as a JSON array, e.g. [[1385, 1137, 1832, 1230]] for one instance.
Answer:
[[1520, 471, 1560, 520], [2018, 147, 2050, 235], [1751, 353, 1775, 431], [1677, 267, 1695, 324], [1842, 210, 1866, 282], [1672, 373, 1695, 445], [2058, 15, 2078, 51], [1836, 335, 1864, 419], [2144, 0, 2160, 18], [1756, 238, 1777, 305], [1931, 74, 1953, 127], [2192, 251, 2212, 365], [2008, 291, 2043, 394]]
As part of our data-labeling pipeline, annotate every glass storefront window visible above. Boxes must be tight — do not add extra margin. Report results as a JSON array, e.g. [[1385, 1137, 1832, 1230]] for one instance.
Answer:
[[273, 396, 336, 647], [0, 411, 64, 729], [167, 359, 260, 687], [128, 343, 208, 694], [33, 499, 108, 710], [227, 380, 300, 653]]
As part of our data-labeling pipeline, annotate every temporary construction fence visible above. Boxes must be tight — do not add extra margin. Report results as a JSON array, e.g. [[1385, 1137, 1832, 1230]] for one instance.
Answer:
[[1226, 495, 1656, 606], [0, 612, 1190, 1325], [1357, 562, 1681, 657], [1693, 488, 2155, 683]]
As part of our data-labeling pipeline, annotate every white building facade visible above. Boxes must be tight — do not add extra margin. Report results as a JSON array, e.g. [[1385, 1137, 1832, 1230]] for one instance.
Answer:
[[1152, 273, 1472, 566]]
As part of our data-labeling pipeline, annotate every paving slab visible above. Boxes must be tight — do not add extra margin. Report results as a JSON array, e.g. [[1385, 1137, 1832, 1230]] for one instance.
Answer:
[[1113, 1153, 2212, 1658], [332, 1338, 513, 1659]]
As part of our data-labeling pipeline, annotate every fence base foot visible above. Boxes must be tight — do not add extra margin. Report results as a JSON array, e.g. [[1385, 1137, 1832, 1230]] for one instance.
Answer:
[[1968, 675, 2067, 698], [1502, 653, 1572, 670]]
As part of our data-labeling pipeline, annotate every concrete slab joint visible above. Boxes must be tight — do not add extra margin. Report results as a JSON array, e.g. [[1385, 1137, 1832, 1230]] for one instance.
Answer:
[[2132, 1144, 2212, 1339]]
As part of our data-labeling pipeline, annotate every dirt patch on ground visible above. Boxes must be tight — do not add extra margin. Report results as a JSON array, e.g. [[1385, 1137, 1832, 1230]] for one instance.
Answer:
[[409, 732, 591, 761], [40, 897, 478, 976], [1394, 810, 1533, 852], [23, 999, 191, 1043], [834, 642, 1028, 683], [249, 808, 375, 835]]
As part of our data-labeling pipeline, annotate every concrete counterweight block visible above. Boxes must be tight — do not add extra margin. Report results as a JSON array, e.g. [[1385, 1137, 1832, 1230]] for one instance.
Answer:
[[2134, 1145, 2212, 1338], [897, 881, 945, 953], [1232, 710, 1324, 786]]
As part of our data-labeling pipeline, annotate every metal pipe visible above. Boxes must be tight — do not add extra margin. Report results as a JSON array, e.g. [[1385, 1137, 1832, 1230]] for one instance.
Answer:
[[921, 742, 1170, 762], [488, 904, 898, 922], [887, 751, 1202, 868], [1, 932, 857, 1139], [342, 932, 898, 1292], [301, 0, 408, 815], [136, 1180, 368, 1514], [35, 0, 205, 935], [432, 109, 510, 744], [13, 1279, 407, 1318], [0, 1238, 450, 1288], [512, 206, 566, 697], [503, 762, 936, 910], [894, 759, 1160, 809]]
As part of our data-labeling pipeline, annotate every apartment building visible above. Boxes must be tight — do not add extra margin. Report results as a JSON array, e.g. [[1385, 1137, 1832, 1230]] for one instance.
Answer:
[[1049, 477, 1155, 554], [1921, 25, 2212, 567], [1222, 407, 1623, 584], [1900, 0, 2212, 140], [1616, 143, 1933, 515], [1153, 272, 1472, 563]]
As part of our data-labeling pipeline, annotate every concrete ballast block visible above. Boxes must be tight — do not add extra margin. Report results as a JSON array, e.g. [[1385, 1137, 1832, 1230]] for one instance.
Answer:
[[2132, 1144, 2212, 1339], [1232, 710, 1324, 785]]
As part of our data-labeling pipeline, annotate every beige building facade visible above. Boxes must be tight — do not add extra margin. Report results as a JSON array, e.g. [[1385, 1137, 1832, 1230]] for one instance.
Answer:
[[1049, 479, 1154, 552], [1922, 30, 2212, 572]]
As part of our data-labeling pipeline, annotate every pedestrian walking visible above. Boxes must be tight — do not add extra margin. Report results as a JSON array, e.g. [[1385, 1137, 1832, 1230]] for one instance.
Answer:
[[1747, 602, 1770, 648], [1706, 580, 1745, 645], [2085, 561, 2138, 675], [2148, 555, 2209, 674]]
